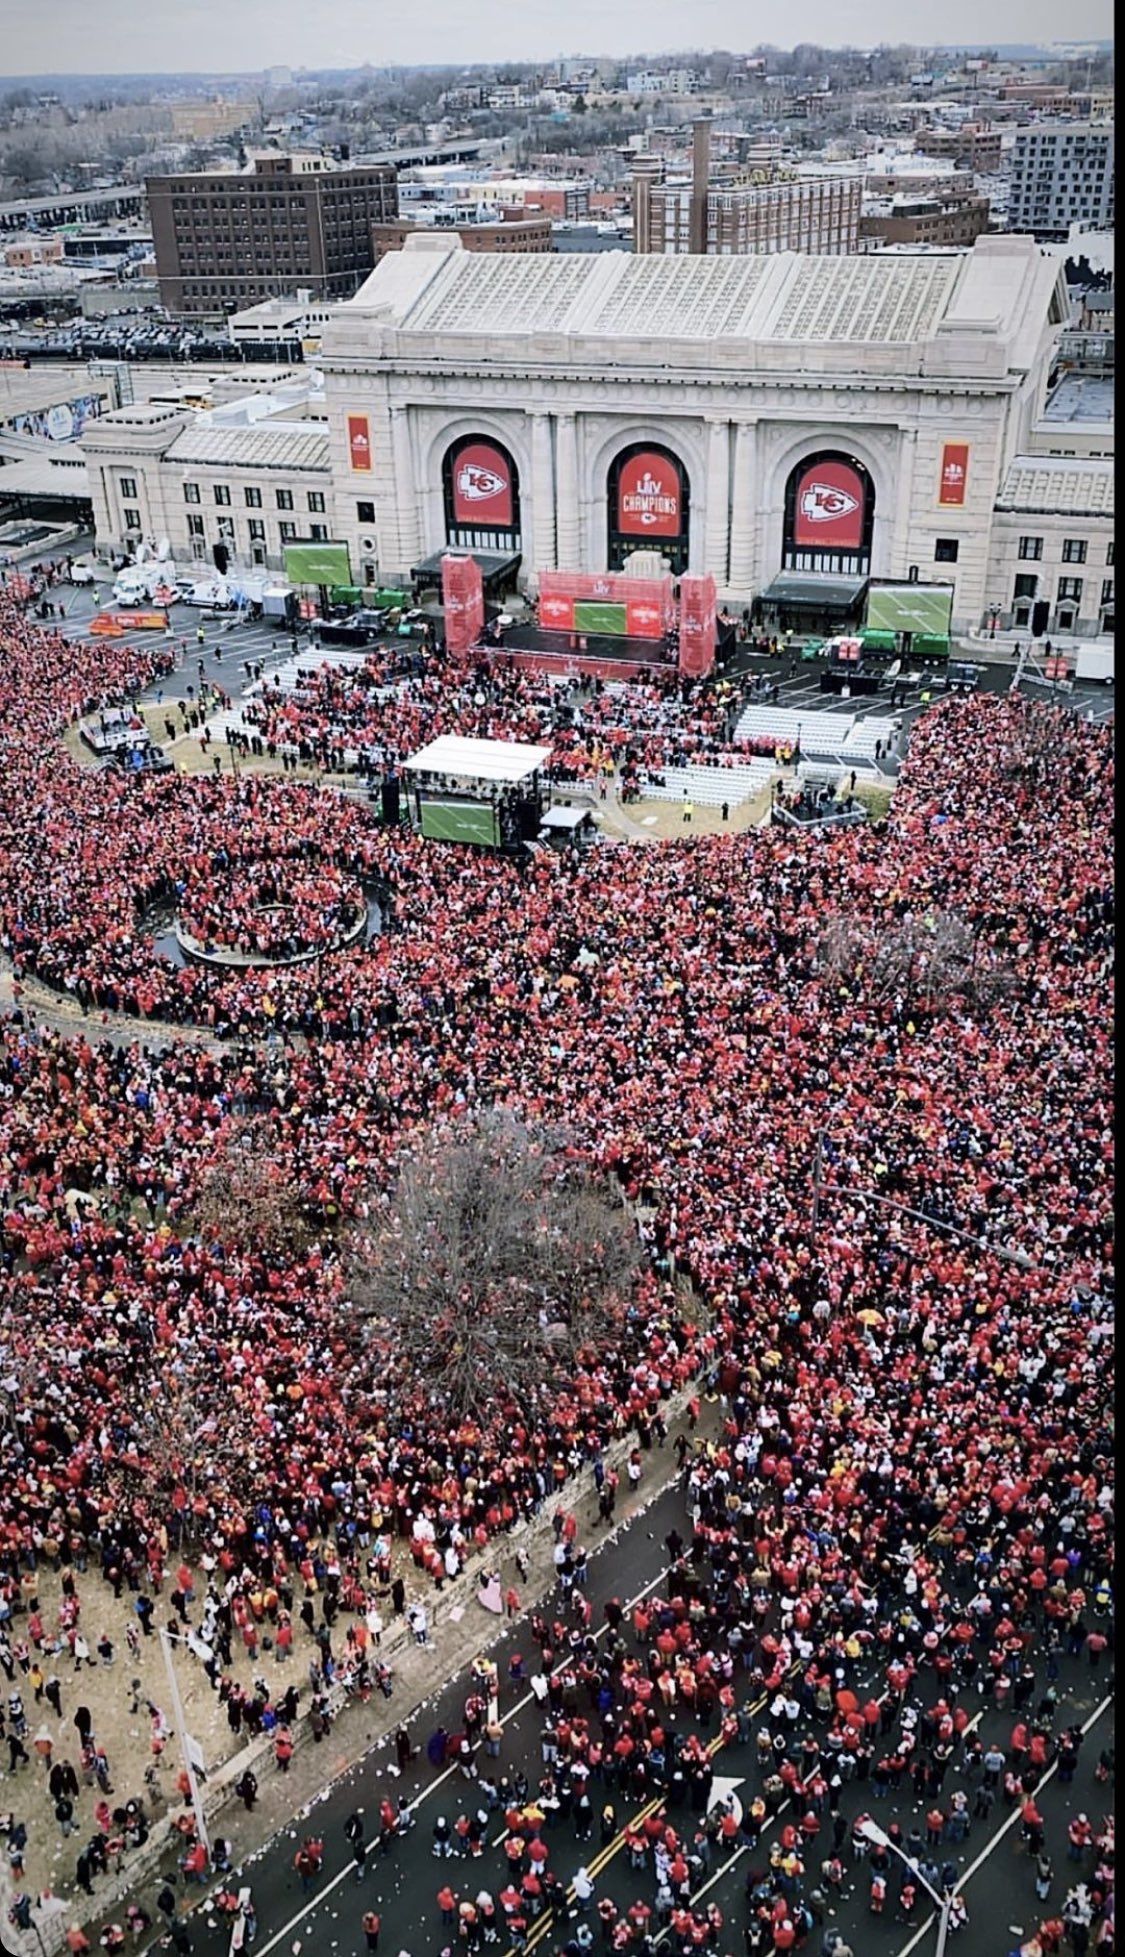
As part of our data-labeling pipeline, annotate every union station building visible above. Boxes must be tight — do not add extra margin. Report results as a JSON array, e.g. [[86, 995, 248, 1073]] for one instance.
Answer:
[[84, 232, 1115, 640]]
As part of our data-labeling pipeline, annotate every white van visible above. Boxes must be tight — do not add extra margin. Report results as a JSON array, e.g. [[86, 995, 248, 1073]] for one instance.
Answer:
[[1074, 644, 1114, 685]]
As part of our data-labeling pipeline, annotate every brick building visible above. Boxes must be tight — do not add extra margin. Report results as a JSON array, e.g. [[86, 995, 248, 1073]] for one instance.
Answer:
[[147, 154, 399, 317], [915, 122, 1004, 173], [372, 216, 553, 260], [862, 190, 992, 249], [633, 122, 860, 256]]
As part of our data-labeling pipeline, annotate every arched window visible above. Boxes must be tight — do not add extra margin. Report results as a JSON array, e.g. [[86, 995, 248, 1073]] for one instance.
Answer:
[[443, 436, 521, 553], [783, 451, 875, 576], [607, 443, 690, 576]]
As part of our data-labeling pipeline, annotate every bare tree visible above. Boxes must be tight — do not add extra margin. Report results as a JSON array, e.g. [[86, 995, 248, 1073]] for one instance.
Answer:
[[348, 1111, 644, 1424], [109, 1355, 244, 1547], [815, 915, 868, 987], [817, 909, 1015, 1018], [190, 1116, 313, 1257]]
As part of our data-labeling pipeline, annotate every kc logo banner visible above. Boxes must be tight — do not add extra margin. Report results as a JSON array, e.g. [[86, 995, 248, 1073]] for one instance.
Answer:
[[793, 458, 867, 551]]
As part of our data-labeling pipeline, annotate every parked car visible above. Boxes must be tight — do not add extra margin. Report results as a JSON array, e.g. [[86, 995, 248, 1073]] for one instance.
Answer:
[[942, 660, 981, 693]]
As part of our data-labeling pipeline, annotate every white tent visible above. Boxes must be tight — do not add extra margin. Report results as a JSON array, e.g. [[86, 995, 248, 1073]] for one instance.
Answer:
[[403, 734, 553, 786]]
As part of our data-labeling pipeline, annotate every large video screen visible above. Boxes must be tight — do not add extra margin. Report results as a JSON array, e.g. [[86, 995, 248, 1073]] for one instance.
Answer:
[[284, 542, 353, 587], [419, 799, 499, 847], [573, 600, 628, 637], [866, 583, 953, 639]]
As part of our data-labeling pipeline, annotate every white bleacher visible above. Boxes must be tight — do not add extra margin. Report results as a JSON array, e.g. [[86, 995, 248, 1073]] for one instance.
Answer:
[[639, 757, 775, 809], [840, 715, 899, 757], [733, 704, 861, 751]]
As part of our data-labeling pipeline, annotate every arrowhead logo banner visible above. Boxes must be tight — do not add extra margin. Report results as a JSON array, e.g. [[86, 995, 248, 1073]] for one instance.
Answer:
[[939, 442, 970, 507], [793, 458, 867, 550], [451, 441, 514, 527]]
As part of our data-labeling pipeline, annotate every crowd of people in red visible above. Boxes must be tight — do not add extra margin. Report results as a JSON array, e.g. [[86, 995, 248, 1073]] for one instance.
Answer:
[[0, 587, 1113, 1951], [238, 644, 772, 789], [175, 861, 367, 963]]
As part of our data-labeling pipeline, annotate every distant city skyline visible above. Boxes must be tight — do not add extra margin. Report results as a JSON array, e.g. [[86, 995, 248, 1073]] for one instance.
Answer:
[[0, 0, 1115, 78]]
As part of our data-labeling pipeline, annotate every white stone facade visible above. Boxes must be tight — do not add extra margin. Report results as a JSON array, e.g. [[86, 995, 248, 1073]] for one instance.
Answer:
[[82, 236, 1115, 636], [317, 234, 1075, 630]]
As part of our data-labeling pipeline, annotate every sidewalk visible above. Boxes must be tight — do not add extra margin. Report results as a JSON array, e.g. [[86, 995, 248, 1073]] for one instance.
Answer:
[[6, 1384, 719, 1953]]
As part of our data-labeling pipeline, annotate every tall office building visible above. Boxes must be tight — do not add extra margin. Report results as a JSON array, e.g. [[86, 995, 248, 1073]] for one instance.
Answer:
[[633, 123, 860, 256], [1007, 124, 1114, 241], [147, 154, 399, 316]]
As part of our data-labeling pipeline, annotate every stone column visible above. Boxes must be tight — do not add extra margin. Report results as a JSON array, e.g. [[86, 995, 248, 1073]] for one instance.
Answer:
[[702, 417, 731, 584], [555, 412, 580, 569], [886, 426, 916, 582], [528, 411, 556, 578], [390, 405, 420, 574], [728, 420, 758, 595]]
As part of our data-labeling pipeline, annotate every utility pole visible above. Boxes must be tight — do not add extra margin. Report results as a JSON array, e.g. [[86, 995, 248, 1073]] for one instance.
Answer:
[[810, 1124, 827, 1252], [159, 1625, 211, 1859]]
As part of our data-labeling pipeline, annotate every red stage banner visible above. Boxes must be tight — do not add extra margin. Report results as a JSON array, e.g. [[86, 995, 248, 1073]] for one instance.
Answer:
[[442, 552, 484, 655], [347, 413, 372, 472], [678, 572, 717, 679], [625, 597, 667, 640], [451, 441, 514, 528], [539, 592, 576, 631], [938, 442, 970, 507], [793, 458, 867, 551], [617, 450, 684, 540]]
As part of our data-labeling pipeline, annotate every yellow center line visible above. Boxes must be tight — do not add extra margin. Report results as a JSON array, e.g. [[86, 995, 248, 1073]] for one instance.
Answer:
[[509, 1669, 793, 1956]]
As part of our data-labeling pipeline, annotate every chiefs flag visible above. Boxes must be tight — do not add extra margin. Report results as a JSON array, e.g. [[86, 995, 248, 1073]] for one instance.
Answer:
[[938, 442, 969, 507], [451, 441, 514, 528], [793, 458, 867, 551], [617, 450, 684, 540], [678, 573, 717, 679], [442, 553, 484, 655], [347, 414, 372, 472]]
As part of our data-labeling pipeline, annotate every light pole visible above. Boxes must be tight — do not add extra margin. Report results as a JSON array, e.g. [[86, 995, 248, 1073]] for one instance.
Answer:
[[809, 1091, 853, 1254], [159, 1624, 211, 1860], [858, 1817, 958, 1955], [815, 1178, 1034, 1272]]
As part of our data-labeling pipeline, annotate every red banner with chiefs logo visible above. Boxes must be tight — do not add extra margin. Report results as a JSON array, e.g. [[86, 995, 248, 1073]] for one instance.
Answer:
[[539, 592, 576, 632], [938, 442, 969, 508], [347, 413, 372, 473], [793, 458, 867, 551], [678, 573, 717, 679], [617, 450, 684, 540], [451, 440, 514, 528], [442, 552, 484, 655]]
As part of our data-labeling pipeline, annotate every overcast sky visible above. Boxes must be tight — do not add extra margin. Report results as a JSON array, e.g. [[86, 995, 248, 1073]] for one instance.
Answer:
[[0, 0, 1113, 76]]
